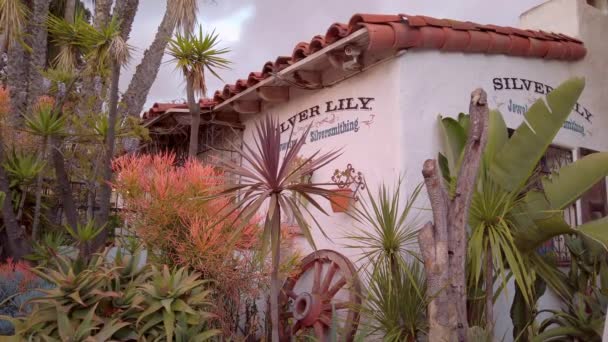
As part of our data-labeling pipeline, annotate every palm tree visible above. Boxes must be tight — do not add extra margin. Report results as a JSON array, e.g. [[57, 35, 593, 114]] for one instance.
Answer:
[[216, 116, 341, 341], [167, 26, 230, 158]]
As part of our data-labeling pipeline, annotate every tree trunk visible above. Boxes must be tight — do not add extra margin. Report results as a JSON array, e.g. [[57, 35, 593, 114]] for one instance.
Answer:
[[0, 142, 31, 260], [32, 136, 49, 239], [64, 0, 76, 22], [94, 0, 114, 29], [117, 0, 176, 120], [7, 39, 30, 132], [485, 245, 494, 334], [26, 0, 51, 113], [270, 200, 281, 342], [49, 81, 80, 232], [418, 88, 489, 342], [93, 60, 120, 251], [51, 137, 78, 230], [186, 75, 201, 158], [113, 0, 139, 41], [5, 0, 49, 132]]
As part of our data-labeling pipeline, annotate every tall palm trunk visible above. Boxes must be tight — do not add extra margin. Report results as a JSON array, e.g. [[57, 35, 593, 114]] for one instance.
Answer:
[[93, 60, 120, 251], [118, 0, 176, 120], [186, 74, 200, 158], [31, 136, 49, 239], [0, 142, 31, 260], [64, 0, 76, 22]]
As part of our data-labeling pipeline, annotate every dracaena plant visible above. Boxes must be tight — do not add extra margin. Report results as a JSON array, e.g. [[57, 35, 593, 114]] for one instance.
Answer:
[[215, 116, 341, 341]]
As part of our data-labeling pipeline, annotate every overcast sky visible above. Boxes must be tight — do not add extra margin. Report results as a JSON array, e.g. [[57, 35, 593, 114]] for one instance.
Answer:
[[119, 0, 547, 112]]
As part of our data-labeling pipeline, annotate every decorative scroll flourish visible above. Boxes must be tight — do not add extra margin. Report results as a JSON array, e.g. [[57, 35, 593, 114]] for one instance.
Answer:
[[331, 163, 365, 201]]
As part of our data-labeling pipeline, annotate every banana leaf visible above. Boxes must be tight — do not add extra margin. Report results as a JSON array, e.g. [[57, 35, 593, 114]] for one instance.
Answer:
[[543, 152, 608, 210], [490, 78, 585, 192]]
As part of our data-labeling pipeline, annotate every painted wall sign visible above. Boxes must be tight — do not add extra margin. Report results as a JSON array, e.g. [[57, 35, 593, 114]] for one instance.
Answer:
[[492, 77, 593, 122], [278, 97, 376, 150], [492, 77, 593, 137]]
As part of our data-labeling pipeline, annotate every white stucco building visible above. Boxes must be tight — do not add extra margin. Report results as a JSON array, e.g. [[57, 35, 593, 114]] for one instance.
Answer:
[[144, 0, 608, 339]]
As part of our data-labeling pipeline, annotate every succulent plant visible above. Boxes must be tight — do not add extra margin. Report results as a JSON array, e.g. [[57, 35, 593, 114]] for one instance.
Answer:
[[136, 265, 220, 341], [1, 249, 220, 341]]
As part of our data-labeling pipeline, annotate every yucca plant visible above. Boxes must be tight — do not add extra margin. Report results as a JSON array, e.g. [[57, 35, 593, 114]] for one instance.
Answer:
[[137, 265, 220, 341], [362, 260, 427, 342], [0, 0, 29, 51], [47, 13, 91, 71], [25, 102, 67, 238], [346, 177, 422, 268], [345, 178, 427, 341], [215, 116, 341, 341], [167, 25, 231, 157]]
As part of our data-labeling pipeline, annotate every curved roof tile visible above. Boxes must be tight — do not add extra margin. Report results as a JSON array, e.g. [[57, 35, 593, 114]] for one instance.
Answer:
[[144, 12, 587, 118]]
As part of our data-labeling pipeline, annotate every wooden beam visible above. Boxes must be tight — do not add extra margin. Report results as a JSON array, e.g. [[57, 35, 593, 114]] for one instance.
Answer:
[[232, 100, 261, 114], [294, 70, 322, 86], [257, 86, 289, 102]]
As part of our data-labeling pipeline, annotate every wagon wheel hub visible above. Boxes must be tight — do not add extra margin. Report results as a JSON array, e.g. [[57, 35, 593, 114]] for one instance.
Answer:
[[279, 249, 362, 342], [293, 292, 322, 326]]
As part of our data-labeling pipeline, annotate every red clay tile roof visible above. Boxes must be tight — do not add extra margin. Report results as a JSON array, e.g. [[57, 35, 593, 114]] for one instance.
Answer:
[[143, 98, 215, 120], [145, 12, 586, 118]]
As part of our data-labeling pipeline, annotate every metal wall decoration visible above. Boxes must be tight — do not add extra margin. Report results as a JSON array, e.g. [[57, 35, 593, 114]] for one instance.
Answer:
[[331, 164, 365, 201]]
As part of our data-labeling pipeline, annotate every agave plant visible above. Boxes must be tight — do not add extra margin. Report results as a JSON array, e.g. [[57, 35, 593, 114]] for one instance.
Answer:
[[137, 265, 220, 341], [2, 248, 219, 341], [215, 116, 341, 341], [25, 231, 70, 266], [167, 25, 231, 157]]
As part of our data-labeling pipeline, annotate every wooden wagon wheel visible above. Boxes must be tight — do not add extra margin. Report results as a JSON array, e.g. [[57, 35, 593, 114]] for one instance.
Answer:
[[279, 249, 362, 342]]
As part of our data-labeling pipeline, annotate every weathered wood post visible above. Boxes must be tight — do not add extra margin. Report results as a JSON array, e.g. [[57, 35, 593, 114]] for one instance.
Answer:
[[418, 88, 489, 342]]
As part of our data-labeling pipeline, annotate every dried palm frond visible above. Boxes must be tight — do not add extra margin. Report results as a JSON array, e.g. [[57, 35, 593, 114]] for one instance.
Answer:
[[0, 0, 29, 50], [168, 0, 198, 34]]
